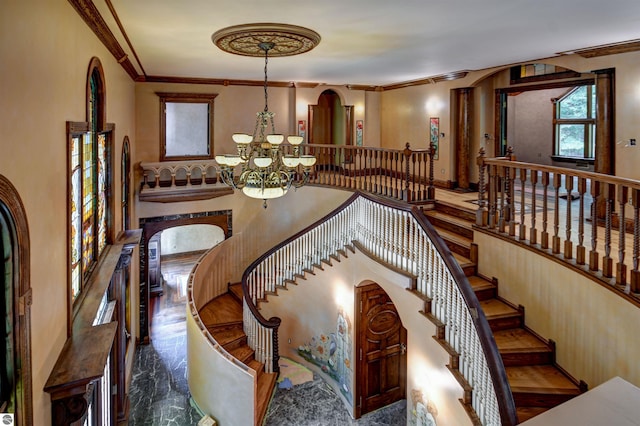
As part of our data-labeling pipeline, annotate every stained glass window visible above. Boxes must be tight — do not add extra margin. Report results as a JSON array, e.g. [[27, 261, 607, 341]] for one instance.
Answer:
[[69, 58, 110, 305]]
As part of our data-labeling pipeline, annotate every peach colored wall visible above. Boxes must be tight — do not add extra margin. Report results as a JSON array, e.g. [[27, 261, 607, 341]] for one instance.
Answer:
[[0, 1, 136, 424]]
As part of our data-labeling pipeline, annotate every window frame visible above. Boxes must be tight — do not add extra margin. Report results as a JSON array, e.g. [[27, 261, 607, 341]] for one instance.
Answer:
[[552, 84, 596, 160], [68, 58, 114, 331], [157, 92, 217, 161]]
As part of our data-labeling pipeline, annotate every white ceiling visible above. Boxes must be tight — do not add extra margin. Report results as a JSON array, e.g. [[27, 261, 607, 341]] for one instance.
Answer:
[[104, 0, 640, 86]]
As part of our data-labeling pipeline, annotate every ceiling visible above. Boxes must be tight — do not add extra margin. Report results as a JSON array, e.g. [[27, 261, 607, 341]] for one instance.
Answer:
[[101, 0, 640, 87]]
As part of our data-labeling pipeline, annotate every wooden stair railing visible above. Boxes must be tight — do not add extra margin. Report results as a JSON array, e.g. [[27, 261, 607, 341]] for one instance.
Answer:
[[240, 191, 517, 425], [424, 200, 586, 423], [477, 148, 640, 306]]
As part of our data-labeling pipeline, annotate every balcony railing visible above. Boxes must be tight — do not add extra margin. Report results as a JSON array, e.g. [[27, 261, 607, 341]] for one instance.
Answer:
[[477, 148, 640, 303], [139, 143, 437, 203]]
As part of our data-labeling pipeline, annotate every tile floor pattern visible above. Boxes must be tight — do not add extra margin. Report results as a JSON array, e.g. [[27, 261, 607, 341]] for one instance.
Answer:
[[128, 254, 407, 425]]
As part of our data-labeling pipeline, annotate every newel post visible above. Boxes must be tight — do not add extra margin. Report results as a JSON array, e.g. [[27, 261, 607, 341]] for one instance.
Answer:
[[476, 147, 487, 226], [403, 142, 412, 202], [428, 141, 436, 199]]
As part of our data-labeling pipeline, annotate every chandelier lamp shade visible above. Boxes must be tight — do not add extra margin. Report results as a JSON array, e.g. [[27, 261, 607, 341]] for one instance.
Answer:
[[211, 24, 321, 207]]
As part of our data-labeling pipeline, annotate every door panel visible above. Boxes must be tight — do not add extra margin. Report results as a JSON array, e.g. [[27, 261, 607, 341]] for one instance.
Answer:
[[356, 283, 406, 417]]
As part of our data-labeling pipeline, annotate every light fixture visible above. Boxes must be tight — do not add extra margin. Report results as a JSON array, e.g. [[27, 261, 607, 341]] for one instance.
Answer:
[[212, 24, 321, 208]]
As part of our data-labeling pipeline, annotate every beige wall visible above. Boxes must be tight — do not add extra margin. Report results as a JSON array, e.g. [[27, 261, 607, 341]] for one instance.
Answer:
[[0, 1, 136, 424], [475, 231, 640, 389]]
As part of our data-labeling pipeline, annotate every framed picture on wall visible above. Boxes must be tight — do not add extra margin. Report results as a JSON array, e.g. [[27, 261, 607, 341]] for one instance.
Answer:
[[429, 117, 439, 160], [298, 120, 306, 142], [356, 120, 363, 146]]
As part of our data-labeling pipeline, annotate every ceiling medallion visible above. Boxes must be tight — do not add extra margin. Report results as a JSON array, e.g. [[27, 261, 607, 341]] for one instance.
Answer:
[[211, 23, 321, 57]]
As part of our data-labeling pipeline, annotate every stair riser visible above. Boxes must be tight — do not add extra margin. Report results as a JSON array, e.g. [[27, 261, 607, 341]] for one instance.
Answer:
[[427, 216, 474, 239], [222, 335, 248, 351], [501, 352, 553, 367], [473, 287, 497, 301], [443, 238, 471, 258], [513, 392, 579, 408], [488, 316, 523, 331], [435, 203, 476, 222], [461, 263, 477, 277]]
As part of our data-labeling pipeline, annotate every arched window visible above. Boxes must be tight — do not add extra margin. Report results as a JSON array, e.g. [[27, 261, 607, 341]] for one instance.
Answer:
[[121, 136, 131, 231], [0, 174, 33, 426], [68, 57, 113, 327]]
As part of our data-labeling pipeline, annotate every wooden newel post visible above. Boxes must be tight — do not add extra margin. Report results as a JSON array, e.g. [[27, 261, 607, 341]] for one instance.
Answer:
[[428, 141, 436, 200], [403, 142, 412, 202], [271, 317, 282, 374], [631, 188, 640, 294], [476, 147, 487, 226]]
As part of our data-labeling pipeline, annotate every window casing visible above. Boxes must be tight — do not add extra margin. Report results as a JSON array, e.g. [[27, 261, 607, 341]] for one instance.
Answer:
[[69, 59, 112, 313], [553, 85, 596, 159], [157, 92, 217, 161]]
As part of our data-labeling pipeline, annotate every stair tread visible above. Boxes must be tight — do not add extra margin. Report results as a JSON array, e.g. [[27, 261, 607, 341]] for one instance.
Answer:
[[255, 370, 278, 426], [229, 283, 244, 301], [516, 406, 549, 423], [228, 344, 254, 362], [467, 275, 495, 292], [209, 325, 245, 346], [506, 365, 581, 393], [494, 328, 551, 353], [479, 298, 520, 318], [199, 293, 243, 327]]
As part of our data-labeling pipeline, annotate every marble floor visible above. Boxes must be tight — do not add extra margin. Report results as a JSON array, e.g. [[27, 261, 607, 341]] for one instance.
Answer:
[[128, 252, 407, 425]]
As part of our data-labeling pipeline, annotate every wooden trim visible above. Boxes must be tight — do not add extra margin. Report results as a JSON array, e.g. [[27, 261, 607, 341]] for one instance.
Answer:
[[156, 92, 217, 162], [0, 174, 33, 426], [559, 39, 640, 58], [382, 71, 469, 91], [67, 0, 139, 80]]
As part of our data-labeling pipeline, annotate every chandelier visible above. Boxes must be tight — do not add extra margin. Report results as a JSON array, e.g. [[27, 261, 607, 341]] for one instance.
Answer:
[[212, 24, 321, 207]]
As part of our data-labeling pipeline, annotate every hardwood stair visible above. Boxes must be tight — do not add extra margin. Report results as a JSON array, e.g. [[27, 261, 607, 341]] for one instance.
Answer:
[[423, 200, 585, 424], [199, 284, 277, 426]]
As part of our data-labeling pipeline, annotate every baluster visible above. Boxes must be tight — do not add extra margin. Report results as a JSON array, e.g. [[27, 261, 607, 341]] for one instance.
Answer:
[[564, 175, 574, 259], [616, 185, 628, 285], [488, 164, 498, 229], [529, 170, 538, 245], [589, 182, 600, 271], [154, 168, 161, 188], [576, 178, 587, 265], [498, 165, 507, 233], [507, 164, 516, 236], [476, 148, 487, 226], [427, 142, 436, 200], [602, 183, 615, 278], [519, 168, 527, 240], [631, 188, 640, 294], [541, 172, 549, 249], [552, 173, 561, 254], [403, 143, 411, 202]]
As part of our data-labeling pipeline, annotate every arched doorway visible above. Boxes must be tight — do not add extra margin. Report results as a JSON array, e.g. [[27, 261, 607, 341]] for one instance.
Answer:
[[309, 90, 354, 169], [138, 210, 232, 343], [355, 281, 406, 418], [0, 174, 32, 426]]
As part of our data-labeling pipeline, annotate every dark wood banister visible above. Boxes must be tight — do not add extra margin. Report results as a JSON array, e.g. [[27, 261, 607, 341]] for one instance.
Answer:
[[240, 190, 517, 425]]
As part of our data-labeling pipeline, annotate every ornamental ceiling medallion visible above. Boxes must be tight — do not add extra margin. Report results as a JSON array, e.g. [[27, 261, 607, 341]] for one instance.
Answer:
[[211, 23, 321, 57]]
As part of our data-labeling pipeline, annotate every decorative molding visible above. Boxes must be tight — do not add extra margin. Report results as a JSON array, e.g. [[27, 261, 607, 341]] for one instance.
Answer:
[[212, 23, 321, 57], [382, 71, 469, 91], [67, 0, 139, 80], [558, 39, 640, 58]]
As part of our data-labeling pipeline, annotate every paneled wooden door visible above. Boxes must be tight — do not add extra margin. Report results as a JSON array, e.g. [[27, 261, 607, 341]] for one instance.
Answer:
[[355, 282, 407, 418]]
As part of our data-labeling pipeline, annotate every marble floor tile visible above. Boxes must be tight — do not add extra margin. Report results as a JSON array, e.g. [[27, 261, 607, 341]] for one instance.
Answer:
[[129, 254, 407, 425]]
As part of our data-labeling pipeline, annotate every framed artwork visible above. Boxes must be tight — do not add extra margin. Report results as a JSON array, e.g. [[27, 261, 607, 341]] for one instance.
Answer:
[[429, 117, 439, 160], [298, 120, 306, 142], [356, 120, 363, 146]]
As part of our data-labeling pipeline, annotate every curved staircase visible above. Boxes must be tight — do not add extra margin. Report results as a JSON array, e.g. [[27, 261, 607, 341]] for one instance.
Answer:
[[198, 283, 278, 426], [424, 200, 586, 423]]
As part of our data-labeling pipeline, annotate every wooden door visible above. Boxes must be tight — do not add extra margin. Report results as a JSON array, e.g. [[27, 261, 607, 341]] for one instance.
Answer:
[[355, 282, 407, 418]]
